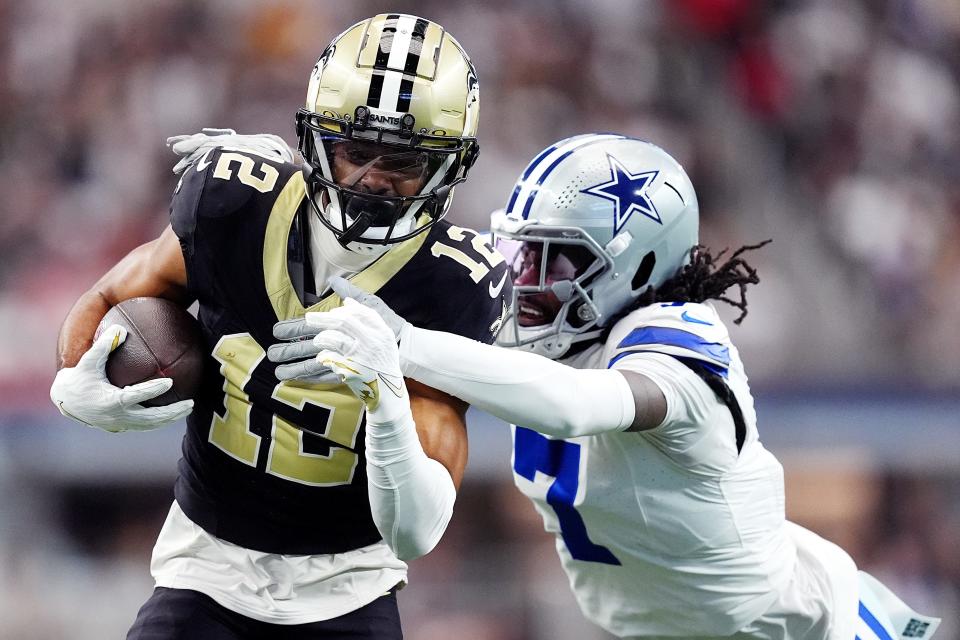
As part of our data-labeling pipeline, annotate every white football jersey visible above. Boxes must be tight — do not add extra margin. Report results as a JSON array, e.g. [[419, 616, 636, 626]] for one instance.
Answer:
[[511, 301, 796, 638]]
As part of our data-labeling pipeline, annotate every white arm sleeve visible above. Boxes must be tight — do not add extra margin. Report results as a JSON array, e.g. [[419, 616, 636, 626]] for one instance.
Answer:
[[364, 406, 456, 561], [398, 326, 635, 437]]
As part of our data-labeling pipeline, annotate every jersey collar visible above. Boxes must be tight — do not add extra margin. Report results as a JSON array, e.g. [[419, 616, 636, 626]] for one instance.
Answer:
[[263, 172, 431, 320]]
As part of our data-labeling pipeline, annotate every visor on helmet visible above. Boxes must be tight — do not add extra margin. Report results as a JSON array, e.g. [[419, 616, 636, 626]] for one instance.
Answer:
[[331, 139, 431, 185], [493, 227, 611, 357], [296, 108, 476, 247], [495, 238, 595, 326]]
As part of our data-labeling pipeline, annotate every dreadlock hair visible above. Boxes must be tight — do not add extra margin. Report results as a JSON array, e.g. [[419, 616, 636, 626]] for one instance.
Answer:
[[635, 239, 772, 324]]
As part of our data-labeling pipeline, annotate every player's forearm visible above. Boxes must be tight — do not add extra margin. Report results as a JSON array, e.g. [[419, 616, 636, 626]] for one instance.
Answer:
[[57, 290, 112, 370], [399, 327, 635, 437], [57, 229, 189, 370]]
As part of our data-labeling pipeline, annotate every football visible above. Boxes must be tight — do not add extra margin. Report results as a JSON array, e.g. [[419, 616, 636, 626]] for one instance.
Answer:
[[95, 297, 205, 407]]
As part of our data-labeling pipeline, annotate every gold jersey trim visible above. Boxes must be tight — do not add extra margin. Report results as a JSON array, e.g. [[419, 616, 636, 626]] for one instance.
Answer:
[[263, 172, 431, 320]]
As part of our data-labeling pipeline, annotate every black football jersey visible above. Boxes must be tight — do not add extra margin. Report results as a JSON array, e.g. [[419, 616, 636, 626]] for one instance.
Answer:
[[169, 149, 510, 555]]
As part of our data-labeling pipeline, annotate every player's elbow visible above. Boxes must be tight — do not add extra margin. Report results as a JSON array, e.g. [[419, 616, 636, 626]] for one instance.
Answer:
[[382, 508, 450, 561], [369, 457, 456, 561], [530, 387, 605, 438], [557, 412, 596, 438], [388, 529, 443, 561], [534, 368, 632, 438]]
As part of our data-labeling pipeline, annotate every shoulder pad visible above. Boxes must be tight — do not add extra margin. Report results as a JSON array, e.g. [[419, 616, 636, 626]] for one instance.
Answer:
[[423, 221, 510, 293], [383, 220, 511, 344], [172, 149, 299, 222], [170, 149, 302, 267], [606, 302, 732, 372]]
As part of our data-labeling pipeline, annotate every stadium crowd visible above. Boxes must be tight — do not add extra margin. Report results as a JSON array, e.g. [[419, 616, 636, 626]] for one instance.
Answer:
[[0, 0, 958, 638]]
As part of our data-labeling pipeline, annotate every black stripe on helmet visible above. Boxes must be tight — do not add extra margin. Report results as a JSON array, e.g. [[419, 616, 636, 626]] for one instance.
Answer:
[[397, 76, 415, 112], [403, 18, 428, 74], [397, 18, 428, 112], [366, 70, 385, 107], [374, 14, 400, 69]]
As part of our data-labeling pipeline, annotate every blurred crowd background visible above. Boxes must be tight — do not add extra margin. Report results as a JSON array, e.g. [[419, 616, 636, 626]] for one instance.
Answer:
[[1, 0, 958, 638]]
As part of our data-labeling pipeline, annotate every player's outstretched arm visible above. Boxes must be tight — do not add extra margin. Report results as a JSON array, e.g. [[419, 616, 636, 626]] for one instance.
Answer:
[[399, 324, 666, 435], [307, 300, 462, 561], [51, 226, 194, 431], [316, 277, 665, 436]]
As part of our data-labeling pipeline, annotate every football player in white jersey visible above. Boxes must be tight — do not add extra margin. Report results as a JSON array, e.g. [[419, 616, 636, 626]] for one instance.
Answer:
[[272, 134, 942, 640]]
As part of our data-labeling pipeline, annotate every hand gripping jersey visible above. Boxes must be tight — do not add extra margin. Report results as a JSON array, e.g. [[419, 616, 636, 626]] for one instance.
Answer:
[[511, 301, 796, 638], [170, 149, 509, 555]]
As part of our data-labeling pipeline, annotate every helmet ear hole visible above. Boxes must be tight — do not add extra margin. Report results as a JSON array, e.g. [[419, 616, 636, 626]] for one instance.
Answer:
[[631, 251, 656, 291], [566, 302, 591, 329]]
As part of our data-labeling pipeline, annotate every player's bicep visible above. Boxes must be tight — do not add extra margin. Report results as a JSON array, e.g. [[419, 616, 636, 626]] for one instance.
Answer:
[[618, 369, 668, 432], [407, 378, 468, 490], [94, 225, 190, 306], [613, 352, 717, 433]]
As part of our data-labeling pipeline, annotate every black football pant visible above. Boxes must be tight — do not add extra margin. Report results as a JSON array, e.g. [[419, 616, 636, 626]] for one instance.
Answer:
[[127, 586, 402, 640]]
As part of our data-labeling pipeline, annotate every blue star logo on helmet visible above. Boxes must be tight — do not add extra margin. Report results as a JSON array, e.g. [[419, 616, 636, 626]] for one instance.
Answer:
[[582, 154, 661, 233]]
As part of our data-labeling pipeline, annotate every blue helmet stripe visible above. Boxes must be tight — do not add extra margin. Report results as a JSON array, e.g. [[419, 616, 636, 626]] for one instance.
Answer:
[[506, 142, 560, 212], [505, 133, 627, 219], [521, 149, 573, 218], [523, 143, 561, 180], [505, 183, 523, 213], [519, 135, 625, 219]]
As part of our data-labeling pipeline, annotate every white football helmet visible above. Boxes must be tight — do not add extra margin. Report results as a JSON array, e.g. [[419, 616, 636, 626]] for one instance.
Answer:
[[296, 14, 480, 252], [492, 134, 699, 359]]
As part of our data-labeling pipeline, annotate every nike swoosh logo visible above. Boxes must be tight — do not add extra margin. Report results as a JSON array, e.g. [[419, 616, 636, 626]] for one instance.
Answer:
[[196, 149, 214, 171], [489, 300, 507, 335], [489, 272, 507, 298], [681, 310, 713, 326], [377, 373, 405, 399]]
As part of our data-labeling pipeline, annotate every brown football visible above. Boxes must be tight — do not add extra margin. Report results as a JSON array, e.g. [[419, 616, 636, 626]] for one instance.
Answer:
[[94, 297, 205, 407]]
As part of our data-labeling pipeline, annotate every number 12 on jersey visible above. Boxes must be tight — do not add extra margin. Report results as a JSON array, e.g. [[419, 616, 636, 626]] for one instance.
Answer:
[[513, 427, 620, 565]]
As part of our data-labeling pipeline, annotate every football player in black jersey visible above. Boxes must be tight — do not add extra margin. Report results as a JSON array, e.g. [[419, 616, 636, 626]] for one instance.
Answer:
[[50, 14, 509, 640]]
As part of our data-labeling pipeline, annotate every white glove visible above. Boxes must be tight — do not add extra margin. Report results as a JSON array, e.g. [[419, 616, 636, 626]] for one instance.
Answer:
[[50, 325, 194, 433], [306, 299, 409, 423], [268, 316, 340, 385], [328, 277, 410, 339], [166, 127, 295, 175], [268, 276, 411, 384]]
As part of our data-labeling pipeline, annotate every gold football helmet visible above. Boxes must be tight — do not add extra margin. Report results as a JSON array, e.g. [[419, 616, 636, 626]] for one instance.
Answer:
[[296, 14, 480, 247]]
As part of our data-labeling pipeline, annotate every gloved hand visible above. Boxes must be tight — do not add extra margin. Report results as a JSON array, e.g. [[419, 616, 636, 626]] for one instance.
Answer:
[[308, 299, 410, 423], [268, 276, 411, 384], [166, 127, 295, 175], [50, 325, 194, 433]]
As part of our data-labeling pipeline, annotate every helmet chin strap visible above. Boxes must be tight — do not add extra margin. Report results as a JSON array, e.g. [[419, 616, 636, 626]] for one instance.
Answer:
[[337, 208, 377, 246], [335, 185, 451, 247], [302, 149, 457, 250], [310, 192, 390, 263]]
